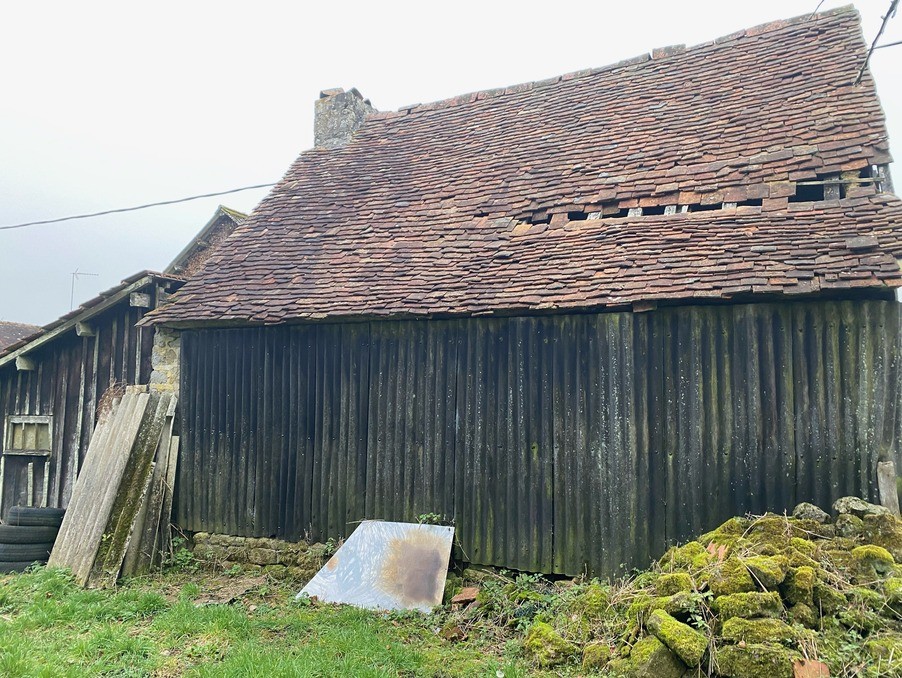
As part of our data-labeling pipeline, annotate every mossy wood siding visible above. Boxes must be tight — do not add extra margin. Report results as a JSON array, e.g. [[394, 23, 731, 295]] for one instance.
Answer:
[[177, 300, 901, 576]]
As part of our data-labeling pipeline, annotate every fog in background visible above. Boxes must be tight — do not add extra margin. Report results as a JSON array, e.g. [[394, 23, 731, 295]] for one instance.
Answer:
[[1, 0, 899, 325]]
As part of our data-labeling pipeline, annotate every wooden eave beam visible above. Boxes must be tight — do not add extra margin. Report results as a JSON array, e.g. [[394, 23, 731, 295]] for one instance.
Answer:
[[15, 356, 35, 371], [75, 321, 96, 337], [0, 275, 156, 369]]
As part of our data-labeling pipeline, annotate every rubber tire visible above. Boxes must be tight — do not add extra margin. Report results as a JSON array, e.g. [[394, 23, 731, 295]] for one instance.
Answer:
[[0, 525, 58, 544], [4, 507, 65, 527], [0, 542, 53, 561], [0, 560, 46, 574]]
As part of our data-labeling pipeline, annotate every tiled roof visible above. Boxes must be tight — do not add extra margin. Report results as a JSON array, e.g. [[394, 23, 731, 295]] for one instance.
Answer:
[[0, 272, 184, 363], [147, 7, 900, 326], [165, 205, 247, 278], [0, 322, 41, 351]]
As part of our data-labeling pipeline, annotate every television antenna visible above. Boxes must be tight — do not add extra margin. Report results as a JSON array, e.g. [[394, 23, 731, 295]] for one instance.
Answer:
[[70, 269, 99, 309]]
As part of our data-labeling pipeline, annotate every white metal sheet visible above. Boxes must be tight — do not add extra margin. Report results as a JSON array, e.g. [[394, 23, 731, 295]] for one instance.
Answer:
[[298, 520, 454, 613]]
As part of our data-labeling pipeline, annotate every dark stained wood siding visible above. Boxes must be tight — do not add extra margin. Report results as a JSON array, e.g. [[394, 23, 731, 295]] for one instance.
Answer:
[[0, 301, 155, 516], [176, 300, 902, 576]]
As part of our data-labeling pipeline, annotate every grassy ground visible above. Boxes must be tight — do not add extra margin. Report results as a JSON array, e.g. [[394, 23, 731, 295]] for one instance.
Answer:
[[0, 566, 537, 677]]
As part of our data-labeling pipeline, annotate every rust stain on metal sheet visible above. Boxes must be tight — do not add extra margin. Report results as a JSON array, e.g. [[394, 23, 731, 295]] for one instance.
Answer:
[[377, 531, 447, 606]]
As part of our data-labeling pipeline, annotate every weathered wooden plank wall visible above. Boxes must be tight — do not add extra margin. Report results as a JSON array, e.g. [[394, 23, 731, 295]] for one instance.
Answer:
[[0, 303, 154, 516], [176, 300, 901, 576]]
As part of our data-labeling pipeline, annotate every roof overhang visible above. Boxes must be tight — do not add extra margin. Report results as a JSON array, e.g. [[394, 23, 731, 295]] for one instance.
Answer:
[[0, 273, 181, 369]]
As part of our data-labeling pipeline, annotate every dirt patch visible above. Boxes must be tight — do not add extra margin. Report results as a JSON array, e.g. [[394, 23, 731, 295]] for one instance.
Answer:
[[191, 575, 267, 606]]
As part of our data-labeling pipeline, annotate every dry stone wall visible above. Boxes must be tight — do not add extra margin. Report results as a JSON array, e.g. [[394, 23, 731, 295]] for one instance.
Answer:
[[191, 532, 325, 581]]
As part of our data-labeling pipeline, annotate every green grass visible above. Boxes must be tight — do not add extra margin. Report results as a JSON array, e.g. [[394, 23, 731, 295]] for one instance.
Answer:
[[0, 567, 530, 677]]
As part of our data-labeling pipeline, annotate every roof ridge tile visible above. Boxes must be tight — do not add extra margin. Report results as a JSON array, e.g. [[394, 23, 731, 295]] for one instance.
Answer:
[[382, 6, 858, 119]]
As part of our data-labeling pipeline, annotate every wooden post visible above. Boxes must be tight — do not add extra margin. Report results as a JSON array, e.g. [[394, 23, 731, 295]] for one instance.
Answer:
[[878, 460, 901, 516]]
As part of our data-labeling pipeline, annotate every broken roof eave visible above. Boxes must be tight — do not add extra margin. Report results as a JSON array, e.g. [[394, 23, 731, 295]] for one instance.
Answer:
[[0, 273, 182, 369]]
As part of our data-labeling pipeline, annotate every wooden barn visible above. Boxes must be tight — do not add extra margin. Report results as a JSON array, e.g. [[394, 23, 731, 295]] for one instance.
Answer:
[[145, 8, 902, 576], [0, 206, 245, 518]]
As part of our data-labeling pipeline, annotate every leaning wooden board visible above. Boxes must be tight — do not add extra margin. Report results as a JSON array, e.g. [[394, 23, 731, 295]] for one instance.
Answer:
[[121, 398, 178, 578], [91, 392, 174, 587], [49, 391, 175, 587], [49, 393, 148, 584]]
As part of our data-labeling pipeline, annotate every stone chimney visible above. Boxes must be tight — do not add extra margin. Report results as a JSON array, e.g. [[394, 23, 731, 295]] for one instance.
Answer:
[[314, 88, 375, 149]]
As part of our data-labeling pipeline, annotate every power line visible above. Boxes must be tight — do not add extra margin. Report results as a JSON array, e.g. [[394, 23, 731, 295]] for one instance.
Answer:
[[0, 182, 277, 231], [855, 0, 899, 84]]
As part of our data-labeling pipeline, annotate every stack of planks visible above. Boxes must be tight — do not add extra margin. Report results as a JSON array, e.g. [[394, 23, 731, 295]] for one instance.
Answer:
[[48, 387, 179, 587]]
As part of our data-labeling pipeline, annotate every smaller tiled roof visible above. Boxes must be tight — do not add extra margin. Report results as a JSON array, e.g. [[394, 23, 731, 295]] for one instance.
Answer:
[[165, 205, 247, 278], [0, 272, 183, 365], [0, 322, 41, 351]]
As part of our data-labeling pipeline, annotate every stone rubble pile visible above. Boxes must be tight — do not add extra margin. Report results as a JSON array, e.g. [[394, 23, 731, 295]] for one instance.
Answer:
[[522, 497, 902, 677]]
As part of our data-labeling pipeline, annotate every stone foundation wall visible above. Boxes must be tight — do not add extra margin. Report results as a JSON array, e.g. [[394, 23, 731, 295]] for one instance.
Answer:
[[150, 328, 180, 394], [192, 532, 326, 581]]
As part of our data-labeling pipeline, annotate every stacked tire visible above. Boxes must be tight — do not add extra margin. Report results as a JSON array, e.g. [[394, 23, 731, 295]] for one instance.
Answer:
[[0, 507, 65, 573]]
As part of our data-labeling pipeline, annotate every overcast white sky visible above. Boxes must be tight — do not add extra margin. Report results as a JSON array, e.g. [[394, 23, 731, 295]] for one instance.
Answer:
[[1, 1, 899, 325]]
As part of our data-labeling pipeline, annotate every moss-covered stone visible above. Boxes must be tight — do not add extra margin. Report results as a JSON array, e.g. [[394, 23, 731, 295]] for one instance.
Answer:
[[821, 548, 854, 572], [785, 548, 819, 570], [647, 609, 707, 667], [552, 584, 610, 644], [581, 640, 612, 672], [523, 621, 577, 667], [788, 602, 818, 628], [742, 555, 788, 588], [862, 513, 902, 562], [659, 541, 713, 572], [884, 577, 902, 605], [698, 517, 750, 550], [713, 591, 783, 620], [626, 591, 697, 628], [782, 566, 816, 607], [572, 582, 608, 618], [833, 496, 891, 518], [661, 591, 698, 617], [789, 518, 835, 540], [709, 557, 756, 597], [835, 513, 865, 539], [848, 586, 884, 608], [627, 595, 661, 627], [851, 544, 895, 582], [792, 502, 830, 524], [745, 514, 793, 549], [789, 537, 818, 557], [654, 572, 693, 597], [715, 643, 795, 678], [606, 635, 686, 678], [720, 617, 798, 645], [812, 582, 846, 614], [864, 633, 902, 662]]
